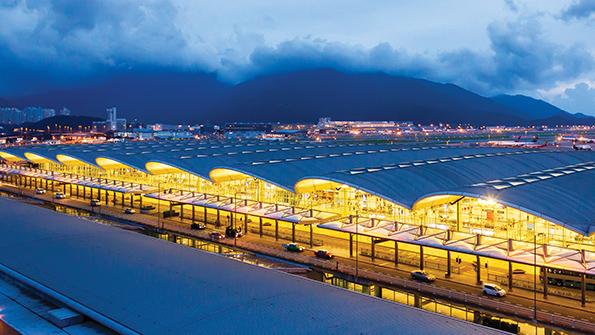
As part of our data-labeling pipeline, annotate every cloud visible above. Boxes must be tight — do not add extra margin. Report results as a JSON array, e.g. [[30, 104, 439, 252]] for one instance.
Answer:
[[504, 0, 519, 12], [0, 0, 593, 109], [0, 0, 216, 94], [561, 0, 595, 20], [551, 82, 595, 115], [218, 16, 594, 96]]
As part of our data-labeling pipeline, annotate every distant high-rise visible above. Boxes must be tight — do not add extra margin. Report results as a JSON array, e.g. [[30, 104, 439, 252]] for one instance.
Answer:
[[0, 106, 61, 124], [107, 107, 117, 122], [0, 107, 22, 124], [23, 107, 45, 123], [99, 107, 126, 131]]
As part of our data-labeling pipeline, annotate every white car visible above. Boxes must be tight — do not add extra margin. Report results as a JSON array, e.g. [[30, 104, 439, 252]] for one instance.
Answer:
[[54, 192, 66, 199], [483, 283, 506, 297], [124, 208, 136, 214], [34, 188, 46, 194]]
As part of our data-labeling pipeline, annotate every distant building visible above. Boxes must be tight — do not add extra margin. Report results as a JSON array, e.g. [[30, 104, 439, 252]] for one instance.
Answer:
[[23, 107, 45, 123], [313, 117, 415, 139], [0, 107, 59, 124], [0, 107, 22, 124], [94, 107, 127, 132]]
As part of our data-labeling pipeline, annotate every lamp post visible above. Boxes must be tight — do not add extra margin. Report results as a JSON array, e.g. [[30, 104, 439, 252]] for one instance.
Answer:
[[355, 209, 359, 283], [157, 180, 162, 230], [533, 233, 537, 322]]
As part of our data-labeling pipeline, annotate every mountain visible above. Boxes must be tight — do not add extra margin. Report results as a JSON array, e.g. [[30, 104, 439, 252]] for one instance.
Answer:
[[10, 71, 229, 123], [8, 69, 594, 125], [491, 94, 594, 125], [492, 94, 568, 119], [211, 70, 522, 124]]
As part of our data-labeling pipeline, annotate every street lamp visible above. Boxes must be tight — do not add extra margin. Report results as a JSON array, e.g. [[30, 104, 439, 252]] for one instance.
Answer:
[[355, 209, 359, 283]]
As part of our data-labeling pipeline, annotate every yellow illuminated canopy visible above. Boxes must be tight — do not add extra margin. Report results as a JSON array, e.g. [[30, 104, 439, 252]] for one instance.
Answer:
[[412, 194, 465, 210], [209, 168, 251, 183], [294, 178, 344, 193], [24, 152, 56, 164], [146, 161, 190, 175], [0, 151, 24, 162], [56, 154, 94, 166], [96, 157, 139, 170]]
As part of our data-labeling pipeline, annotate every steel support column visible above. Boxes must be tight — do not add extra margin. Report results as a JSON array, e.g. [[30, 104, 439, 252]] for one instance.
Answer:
[[476, 255, 481, 284], [446, 250, 451, 278], [275, 220, 279, 240], [508, 261, 513, 291], [371, 238, 376, 262], [543, 266, 548, 299], [581, 274, 586, 307], [259, 217, 263, 237], [419, 245, 424, 270], [394, 241, 399, 266]]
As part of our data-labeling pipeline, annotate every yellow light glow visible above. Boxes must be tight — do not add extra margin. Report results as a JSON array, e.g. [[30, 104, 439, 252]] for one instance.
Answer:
[[294, 178, 343, 193], [412, 194, 462, 210], [0, 151, 23, 162], [146, 162, 187, 175], [24, 152, 55, 164], [209, 168, 250, 183], [56, 154, 91, 166], [96, 157, 135, 170]]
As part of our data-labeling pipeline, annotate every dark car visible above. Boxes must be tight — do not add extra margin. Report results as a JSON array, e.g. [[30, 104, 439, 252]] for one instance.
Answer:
[[190, 222, 206, 230], [225, 226, 243, 238], [210, 232, 224, 240], [314, 249, 334, 259], [283, 243, 304, 252], [411, 270, 436, 282]]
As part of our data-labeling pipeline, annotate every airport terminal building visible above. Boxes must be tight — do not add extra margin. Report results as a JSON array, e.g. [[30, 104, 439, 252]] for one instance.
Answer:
[[1, 140, 594, 305]]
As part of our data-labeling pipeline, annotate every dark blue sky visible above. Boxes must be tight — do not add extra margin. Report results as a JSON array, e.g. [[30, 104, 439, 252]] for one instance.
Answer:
[[0, 0, 594, 115]]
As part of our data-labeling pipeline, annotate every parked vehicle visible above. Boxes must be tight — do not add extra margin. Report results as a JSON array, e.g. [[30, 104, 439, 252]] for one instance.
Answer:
[[90, 199, 101, 207], [210, 232, 224, 240], [54, 192, 66, 199], [123, 208, 136, 214], [483, 283, 506, 297], [190, 222, 206, 230], [34, 188, 46, 194], [225, 226, 243, 238], [283, 242, 304, 252], [314, 249, 333, 259], [410, 270, 436, 282]]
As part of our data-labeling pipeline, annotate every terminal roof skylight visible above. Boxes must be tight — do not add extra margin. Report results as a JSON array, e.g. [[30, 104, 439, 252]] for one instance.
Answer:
[[471, 161, 595, 190]]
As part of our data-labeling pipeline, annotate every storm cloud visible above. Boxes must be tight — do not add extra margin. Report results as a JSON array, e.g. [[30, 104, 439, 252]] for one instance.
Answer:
[[0, 0, 594, 114]]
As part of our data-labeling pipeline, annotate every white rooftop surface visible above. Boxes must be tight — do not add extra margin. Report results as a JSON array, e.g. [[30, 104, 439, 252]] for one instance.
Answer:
[[0, 198, 505, 335]]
